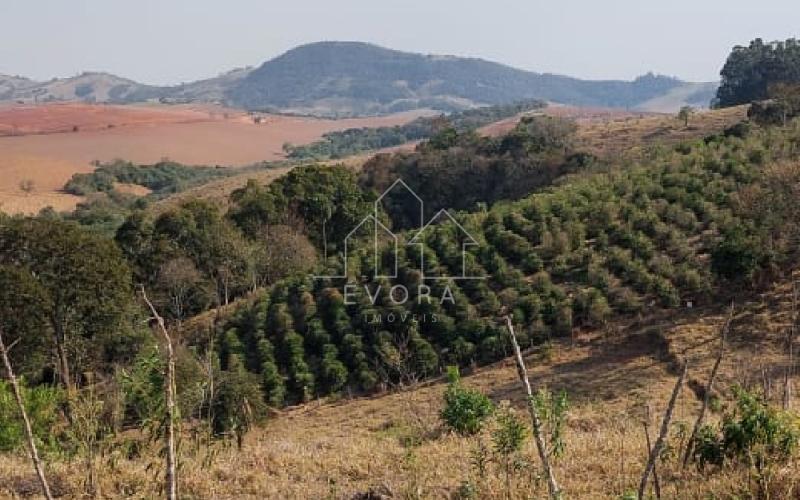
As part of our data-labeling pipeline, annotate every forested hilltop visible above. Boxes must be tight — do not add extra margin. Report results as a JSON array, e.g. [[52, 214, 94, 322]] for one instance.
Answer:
[[228, 42, 714, 115], [715, 37, 800, 126]]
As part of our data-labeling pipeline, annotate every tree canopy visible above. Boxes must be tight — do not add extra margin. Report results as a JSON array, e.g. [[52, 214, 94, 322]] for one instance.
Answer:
[[715, 38, 800, 107]]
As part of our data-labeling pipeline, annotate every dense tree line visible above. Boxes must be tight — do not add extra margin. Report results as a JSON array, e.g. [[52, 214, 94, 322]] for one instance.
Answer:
[[60, 159, 290, 238], [64, 160, 235, 197], [284, 100, 546, 160], [360, 115, 587, 229], [716, 38, 800, 107]]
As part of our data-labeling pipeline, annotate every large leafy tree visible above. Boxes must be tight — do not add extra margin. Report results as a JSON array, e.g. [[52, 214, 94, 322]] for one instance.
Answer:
[[715, 38, 800, 107], [229, 165, 374, 253], [0, 218, 138, 390], [0, 265, 50, 381], [360, 117, 582, 230], [117, 201, 254, 311]]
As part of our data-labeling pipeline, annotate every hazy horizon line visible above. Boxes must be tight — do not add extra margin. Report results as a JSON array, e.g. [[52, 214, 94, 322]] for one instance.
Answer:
[[0, 40, 719, 88]]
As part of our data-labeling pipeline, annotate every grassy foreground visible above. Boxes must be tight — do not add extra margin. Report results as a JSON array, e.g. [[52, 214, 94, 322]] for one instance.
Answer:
[[2, 276, 797, 499]]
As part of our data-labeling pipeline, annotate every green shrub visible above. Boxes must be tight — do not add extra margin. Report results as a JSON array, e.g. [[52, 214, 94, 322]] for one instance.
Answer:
[[533, 388, 569, 459], [0, 380, 63, 452], [492, 404, 527, 456], [118, 347, 165, 427], [492, 403, 528, 495], [212, 368, 268, 448], [692, 387, 799, 469], [441, 367, 494, 435], [711, 227, 762, 282]]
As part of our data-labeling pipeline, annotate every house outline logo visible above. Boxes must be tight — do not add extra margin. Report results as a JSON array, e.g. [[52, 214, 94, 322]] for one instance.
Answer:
[[407, 208, 480, 280], [314, 178, 486, 280]]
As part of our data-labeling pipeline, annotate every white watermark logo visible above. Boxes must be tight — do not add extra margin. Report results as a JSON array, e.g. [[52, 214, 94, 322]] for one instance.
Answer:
[[314, 179, 486, 314]]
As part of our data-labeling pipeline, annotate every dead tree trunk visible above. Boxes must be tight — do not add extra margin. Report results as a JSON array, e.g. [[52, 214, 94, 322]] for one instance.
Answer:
[[638, 361, 688, 500], [504, 315, 561, 499], [141, 288, 178, 500], [683, 304, 733, 467], [0, 328, 54, 500]]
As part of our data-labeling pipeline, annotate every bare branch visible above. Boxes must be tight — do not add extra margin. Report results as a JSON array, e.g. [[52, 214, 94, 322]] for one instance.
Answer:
[[140, 286, 178, 500], [643, 404, 661, 499], [0, 328, 53, 500], [504, 315, 561, 499], [683, 302, 733, 466], [639, 360, 688, 500]]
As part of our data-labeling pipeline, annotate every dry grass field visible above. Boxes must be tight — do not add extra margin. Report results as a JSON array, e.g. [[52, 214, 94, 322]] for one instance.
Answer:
[[0, 104, 430, 214], [575, 105, 749, 159], [481, 104, 749, 158], [478, 104, 644, 137], [1, 276, 797, 499]]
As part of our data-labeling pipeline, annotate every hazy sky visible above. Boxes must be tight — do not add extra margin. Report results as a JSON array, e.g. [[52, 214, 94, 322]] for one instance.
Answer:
[[1, 0, 797, 85]]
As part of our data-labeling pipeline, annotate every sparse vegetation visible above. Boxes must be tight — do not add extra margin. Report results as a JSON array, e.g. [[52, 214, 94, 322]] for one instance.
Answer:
[[18, 179, 34, 195]]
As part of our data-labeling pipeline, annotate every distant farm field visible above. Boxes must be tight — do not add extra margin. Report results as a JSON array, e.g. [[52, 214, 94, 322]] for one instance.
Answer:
[[0, 103, 430, 214]]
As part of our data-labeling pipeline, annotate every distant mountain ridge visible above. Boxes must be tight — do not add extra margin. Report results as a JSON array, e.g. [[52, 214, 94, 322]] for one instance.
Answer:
[[227, 42, 716, 115], [0, 42, 716, 115]]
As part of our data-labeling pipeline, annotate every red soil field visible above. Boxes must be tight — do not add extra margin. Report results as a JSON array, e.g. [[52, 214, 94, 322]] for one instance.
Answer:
[[0, 103, 222, 136], [0, 103, 430, 214]]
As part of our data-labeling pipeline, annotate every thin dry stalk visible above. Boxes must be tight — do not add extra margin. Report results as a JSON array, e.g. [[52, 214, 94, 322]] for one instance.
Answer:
[[504, 315, 561, 499], [638, 360, 688, 500], [0, 328, 54, 500], [683, 303, 733, 466], [141, 287, 178, 500], [784, 280, 797, 410], [643, 405, 661, 499]]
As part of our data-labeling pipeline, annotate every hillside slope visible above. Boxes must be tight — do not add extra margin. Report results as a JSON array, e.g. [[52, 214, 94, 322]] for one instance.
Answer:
[[2, 276, 796, 498], [0, 72, 162, 103], [634, 81, 718, 113], [150, 105, 746, 214], [227, 42, 715, 115]]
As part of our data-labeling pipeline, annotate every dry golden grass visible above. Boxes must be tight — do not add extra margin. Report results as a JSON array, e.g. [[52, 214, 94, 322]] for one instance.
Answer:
[[150, 142, 417, 215], [0, 104, 429, 215], [2, 276, 798, 499], [150, 166, 296, 215], [576, 105, 749, 159], [479, 104, 748, 161]]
